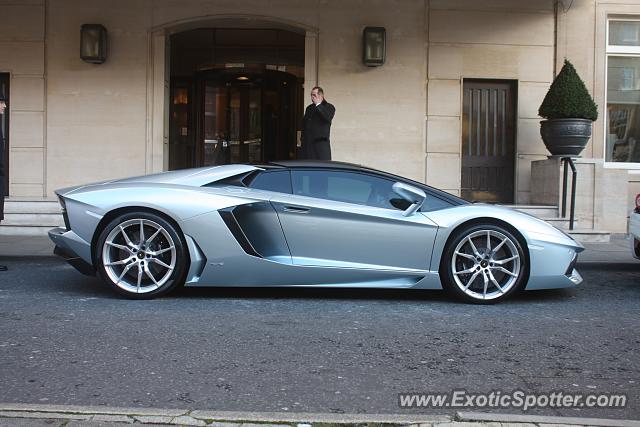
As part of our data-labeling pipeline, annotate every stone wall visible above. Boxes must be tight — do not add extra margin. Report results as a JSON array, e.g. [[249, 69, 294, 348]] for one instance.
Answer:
[[0, 0, 46, 197], [426, 0, 555, 201]]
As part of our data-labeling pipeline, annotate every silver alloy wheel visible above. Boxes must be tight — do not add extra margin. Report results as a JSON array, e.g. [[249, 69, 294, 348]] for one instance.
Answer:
[[451, 229, 521, 301], [101, 218, 177, 294]]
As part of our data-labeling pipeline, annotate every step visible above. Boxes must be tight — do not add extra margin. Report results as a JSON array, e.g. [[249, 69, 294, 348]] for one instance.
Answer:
[[503, 204, 559, 217], [539, 217, 579, 231], [2, 213, 65, 227], [568, 229, 611, 243], [4, 199, 61, 214], [0, 225, 54, 236]]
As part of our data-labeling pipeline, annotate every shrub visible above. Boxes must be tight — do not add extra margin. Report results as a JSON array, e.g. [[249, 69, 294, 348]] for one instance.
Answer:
[[538, 59, 598, 121]]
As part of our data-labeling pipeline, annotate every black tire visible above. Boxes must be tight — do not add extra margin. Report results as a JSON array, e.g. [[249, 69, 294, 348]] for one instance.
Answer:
[[440, 223, 528, 304], [95, 211, 188, 299]]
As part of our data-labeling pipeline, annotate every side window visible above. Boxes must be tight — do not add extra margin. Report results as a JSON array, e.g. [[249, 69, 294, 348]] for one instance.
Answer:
[[420, 196, 453, 212], [247, 170, 292, 194], [291, 170, 399, 210]]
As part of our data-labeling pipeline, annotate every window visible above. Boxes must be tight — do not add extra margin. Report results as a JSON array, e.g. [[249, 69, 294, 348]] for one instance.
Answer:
[[606, 19, 640, 164], [290, 170, 457, 212], [610, 21, 640, 47], [247, 170, 292, 194], [292, 170, 400, 209], [622, 68, 635, 90]]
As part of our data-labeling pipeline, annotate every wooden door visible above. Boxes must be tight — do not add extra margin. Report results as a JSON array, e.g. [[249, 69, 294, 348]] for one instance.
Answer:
[[461, 80, 516, 203]]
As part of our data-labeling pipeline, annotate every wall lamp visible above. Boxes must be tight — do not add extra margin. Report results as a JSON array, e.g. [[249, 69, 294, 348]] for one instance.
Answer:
[[363, 26, 385, 67], [80, 24, 108, 64]]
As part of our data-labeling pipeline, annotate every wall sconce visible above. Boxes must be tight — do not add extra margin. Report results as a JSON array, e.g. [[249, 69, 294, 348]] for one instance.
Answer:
[[80, 24, 108, 64], [363, 26, 386, 67]]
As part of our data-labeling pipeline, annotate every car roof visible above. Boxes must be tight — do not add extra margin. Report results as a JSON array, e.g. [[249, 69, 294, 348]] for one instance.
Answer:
[[270, 160, 361, 168], [259, 160, 383, 173]]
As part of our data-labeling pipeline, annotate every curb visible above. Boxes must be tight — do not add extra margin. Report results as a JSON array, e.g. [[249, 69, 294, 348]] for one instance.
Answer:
[[457, 411, 640, 427], [0, 403, 638, 427], [0, 403, 450, 425]]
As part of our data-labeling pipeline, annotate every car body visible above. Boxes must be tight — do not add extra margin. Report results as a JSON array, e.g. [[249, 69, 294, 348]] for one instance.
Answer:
[[631, 193, 640, 260], [49, 161, 584, 303]]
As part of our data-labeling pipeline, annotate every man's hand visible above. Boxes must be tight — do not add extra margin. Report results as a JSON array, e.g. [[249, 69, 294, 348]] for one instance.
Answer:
[[311, 91, 324, 106]]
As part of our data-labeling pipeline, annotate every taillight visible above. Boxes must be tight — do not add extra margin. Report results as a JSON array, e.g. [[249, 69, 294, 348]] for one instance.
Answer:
[[57, 194, 67, 212], [56, 194, 71, 230]]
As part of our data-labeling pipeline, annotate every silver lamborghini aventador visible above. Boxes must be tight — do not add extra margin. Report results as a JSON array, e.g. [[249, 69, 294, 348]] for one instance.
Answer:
[[49, 161, 584, 303]]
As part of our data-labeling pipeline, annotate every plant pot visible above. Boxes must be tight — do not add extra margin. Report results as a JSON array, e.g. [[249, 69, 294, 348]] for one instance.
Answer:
[[540, 118, 592, 157]]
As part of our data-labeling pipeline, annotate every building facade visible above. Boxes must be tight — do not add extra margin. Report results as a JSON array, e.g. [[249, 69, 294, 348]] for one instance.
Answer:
[[1, 0, 639, 234]]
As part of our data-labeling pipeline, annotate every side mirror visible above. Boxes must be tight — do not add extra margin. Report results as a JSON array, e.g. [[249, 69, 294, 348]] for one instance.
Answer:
[[392, 182, 426, 216]]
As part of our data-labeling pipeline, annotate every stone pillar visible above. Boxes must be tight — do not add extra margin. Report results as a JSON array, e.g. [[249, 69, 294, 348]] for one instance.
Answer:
[[1, 2, 46, 197], [531, 157, 628, 233]]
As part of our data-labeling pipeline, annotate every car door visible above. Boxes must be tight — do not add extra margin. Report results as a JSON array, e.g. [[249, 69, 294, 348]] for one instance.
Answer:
[[268, 169, 439, 272]]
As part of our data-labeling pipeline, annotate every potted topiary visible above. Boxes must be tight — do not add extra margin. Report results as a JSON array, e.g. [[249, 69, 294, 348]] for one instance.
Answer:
[[538, 59, 598, 157]]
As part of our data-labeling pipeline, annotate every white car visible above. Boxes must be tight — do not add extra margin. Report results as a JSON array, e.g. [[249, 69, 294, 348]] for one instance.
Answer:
[[631, 193, 640, 260]]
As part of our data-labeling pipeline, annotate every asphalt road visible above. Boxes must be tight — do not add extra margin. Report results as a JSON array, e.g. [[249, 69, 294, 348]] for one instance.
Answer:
[[0, 257, 638, 420]]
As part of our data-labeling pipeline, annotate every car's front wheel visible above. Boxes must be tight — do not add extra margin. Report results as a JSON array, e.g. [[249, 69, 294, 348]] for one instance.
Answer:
[[95, 212, 188, 299], [440, 223, 527, 304]]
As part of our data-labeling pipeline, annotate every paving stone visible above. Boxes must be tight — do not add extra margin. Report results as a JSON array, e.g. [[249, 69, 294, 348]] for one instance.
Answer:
[[206, 422, 244, 427], [0, 418, 64, 427], [0, 411, 91, 420], [537, 424, 587, 427], [90, 413, 134, 423], [435, 423, 502, 427], [0, 403, 185, 417], [170, 415, 208, 426], [241, 423, 291, 427], [133, 415, 177, 424], [67, 422, 143, 427]]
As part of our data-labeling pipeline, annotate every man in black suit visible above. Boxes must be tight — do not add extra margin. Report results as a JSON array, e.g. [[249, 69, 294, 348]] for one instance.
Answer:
[[300, 86, 335, 160], [0, 94, 7, 271]]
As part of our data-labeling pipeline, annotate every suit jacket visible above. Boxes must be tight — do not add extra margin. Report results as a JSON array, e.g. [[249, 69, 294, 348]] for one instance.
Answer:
[[301, 100, 335, 145]]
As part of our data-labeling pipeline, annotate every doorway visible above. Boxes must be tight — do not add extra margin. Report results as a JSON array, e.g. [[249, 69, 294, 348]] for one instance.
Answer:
[[168, 28, 305, 170], [461, 80, 517, 203], [197, 69, 299, 167]]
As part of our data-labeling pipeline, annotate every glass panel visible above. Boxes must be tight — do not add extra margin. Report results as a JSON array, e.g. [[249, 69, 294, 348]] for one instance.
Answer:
[[203, 84, 229, 166], [365, 30, 384, 61], [606, 56, 640, 163], [168, 82, 193, 170], [291, 170, 399, 209], [247, 87, 262, 163], [248, 170, 292, 193], [81, 28, 101, 57], [173, 88, 188, 105], [609, 21, 640, 47], [228, 87, 241, 163]]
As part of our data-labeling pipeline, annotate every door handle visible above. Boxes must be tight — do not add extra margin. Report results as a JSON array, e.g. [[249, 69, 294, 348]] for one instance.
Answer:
[[283, 206, 310, 214]]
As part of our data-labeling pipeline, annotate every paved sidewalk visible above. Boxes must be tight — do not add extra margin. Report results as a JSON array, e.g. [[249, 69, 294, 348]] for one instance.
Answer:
[[576, 233, 637, 264], [0, 235, 55, 257], [0, 404, 638, 427], [0, 234, 636, 264]]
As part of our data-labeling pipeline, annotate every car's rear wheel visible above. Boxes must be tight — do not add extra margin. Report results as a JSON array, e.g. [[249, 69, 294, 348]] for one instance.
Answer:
[[95, 212, 187, 299], [440, 223, 527, 304]]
